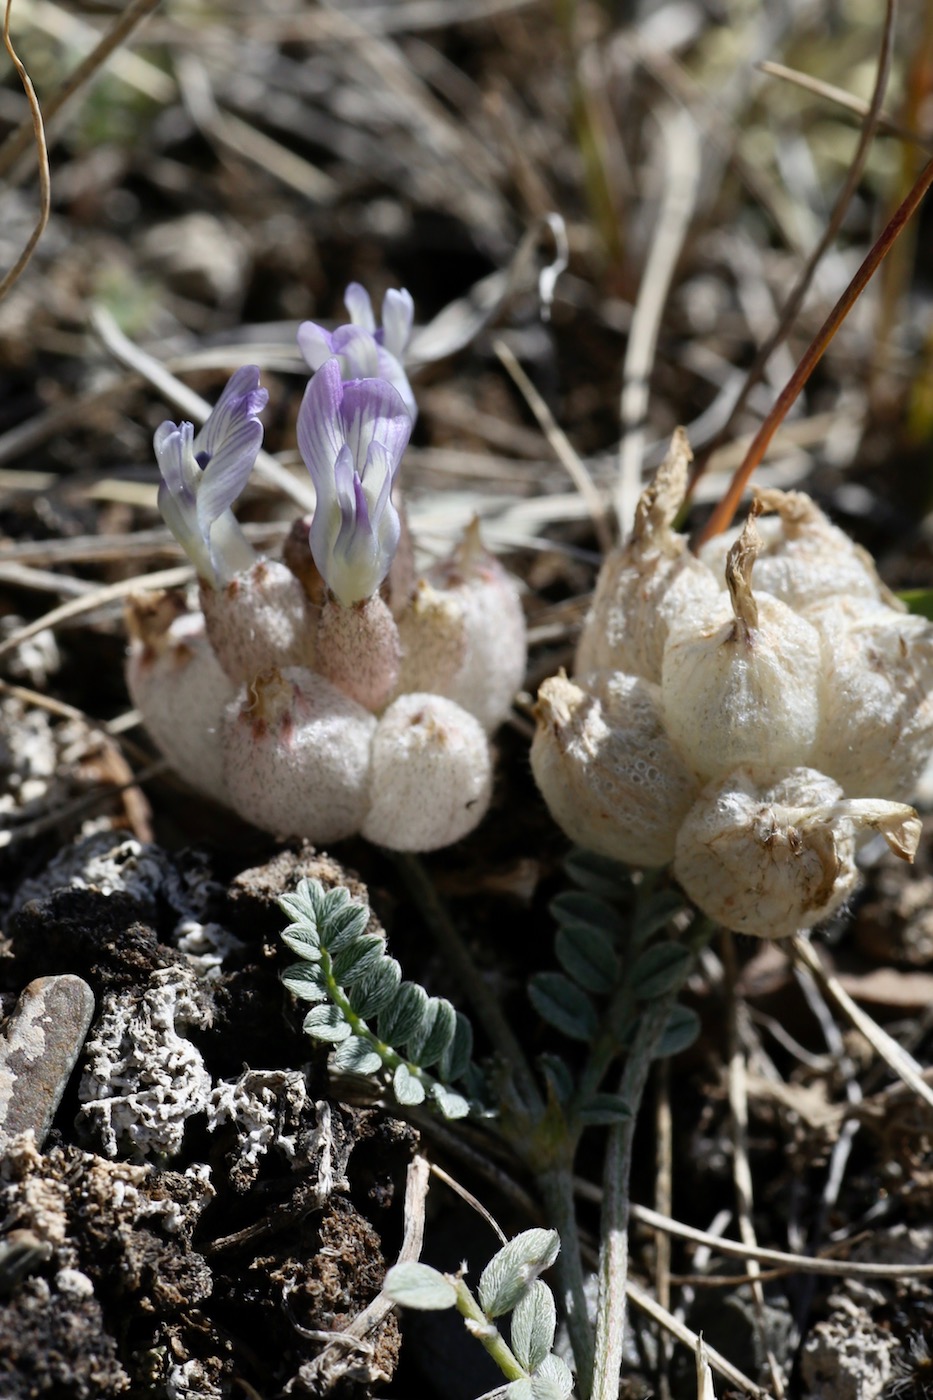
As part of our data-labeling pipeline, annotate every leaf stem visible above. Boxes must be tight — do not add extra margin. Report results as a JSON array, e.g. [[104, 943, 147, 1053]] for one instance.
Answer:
[[538, 1164, 595, 1398], [454, 1279, 528, 1382]]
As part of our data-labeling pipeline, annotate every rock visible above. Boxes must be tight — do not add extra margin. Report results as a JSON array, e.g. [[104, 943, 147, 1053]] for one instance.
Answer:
[[0, 974, 94, 1152]]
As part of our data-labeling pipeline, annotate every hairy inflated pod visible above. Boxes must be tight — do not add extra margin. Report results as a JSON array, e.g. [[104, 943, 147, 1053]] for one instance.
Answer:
[[674, 766, 920, 939], [314, 593, 401, 713], [125, 594, 234, 804], [661, 515, 822, 782], [699, 488, 899, 613], [806, 596, 933, 801], [222, 668, 375, 841], [200, 558, 317, 684], [576, 428, 722, 683], [531, 671, 700, 868], [404, 520, 526, 732], [362, 693, 492, 851]]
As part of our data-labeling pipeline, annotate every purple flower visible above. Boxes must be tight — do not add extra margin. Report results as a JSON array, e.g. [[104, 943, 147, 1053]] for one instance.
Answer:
[[297, 283, 416, 421], [297, 358, 412, 607], [154, 366, 268, 587]]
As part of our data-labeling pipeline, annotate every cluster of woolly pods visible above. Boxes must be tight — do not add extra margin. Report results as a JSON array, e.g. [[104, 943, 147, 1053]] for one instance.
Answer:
[[127, 284, 526, 852], [532, 433, 930, 938]]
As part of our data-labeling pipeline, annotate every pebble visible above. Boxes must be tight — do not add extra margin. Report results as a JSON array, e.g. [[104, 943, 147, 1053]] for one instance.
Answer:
[[0, 974, 95, 1153]]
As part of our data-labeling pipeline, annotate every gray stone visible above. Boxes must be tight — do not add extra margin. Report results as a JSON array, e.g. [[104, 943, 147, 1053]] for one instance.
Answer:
[[0, 975, 95, 1153]]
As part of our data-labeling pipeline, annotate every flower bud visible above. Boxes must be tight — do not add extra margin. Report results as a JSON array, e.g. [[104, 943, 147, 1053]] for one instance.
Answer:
[[361, 693, 492, 851], [411, 520, 527, 731], [661, 515, 822, 781], [576, 429, 721, 683], [200, 558, 317, 683], [531, 671, 699, 867], [699, 488, 898, 613], [125, 593, 234, 803], [315, 593, 401, 712], [674, 766, 920, 938], [222, 668, 375, 840], [807, 596, 933, 801]]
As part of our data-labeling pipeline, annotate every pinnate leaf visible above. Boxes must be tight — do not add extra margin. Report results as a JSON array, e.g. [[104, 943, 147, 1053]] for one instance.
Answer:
[[529, 973, 597, 1042], [631, 941, 691, 1000]]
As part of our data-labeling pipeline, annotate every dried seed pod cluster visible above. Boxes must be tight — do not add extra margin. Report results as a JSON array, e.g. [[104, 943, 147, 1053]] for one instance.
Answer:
[[127, 288, 526, 853], [532, 433, 929, 938]]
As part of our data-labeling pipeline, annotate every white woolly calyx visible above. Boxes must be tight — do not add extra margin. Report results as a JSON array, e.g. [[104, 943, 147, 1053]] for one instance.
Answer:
[[222, 667, 375, 842], [362, 692, 492, 851], [124, 592, 233, 804], [661, 513, 822, 782], [200, 557, 317, 683]]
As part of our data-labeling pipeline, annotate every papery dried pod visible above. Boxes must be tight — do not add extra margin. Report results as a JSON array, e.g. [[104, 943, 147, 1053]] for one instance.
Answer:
[[414, 519, 527, 732], [201, 558, 317, 683], [807, 596, 933, 801], [673, 765, 920, 938], [125, 594, 234, 803], [362, 692, 492, 851], [222, 667, 375, 840], [531, 670, 699, 867], [576, 428, 721, 683], [699, 488, 900, 613], [662, 515, 822, 782], [394, 580, 466, 698]]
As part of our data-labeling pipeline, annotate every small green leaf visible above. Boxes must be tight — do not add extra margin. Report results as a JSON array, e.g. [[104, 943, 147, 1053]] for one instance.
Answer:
[[555, 923, 618, 994], [280, 926, 322, 960], [412, 997, 457, 1068], [330, 934, 385, 986], [631, 941, 691, 1000], [478, 1229, 560, 1319], [549, 892, 626, 940], [393, 1062, 426, 1106], [383, 1262, 457, 1310], [901, 587, 933, 621], [529, 973, 597, 1042], [302, 1004, 353, 1043], [349, 957, 401, 1019], [630, 890, 685, 948], [578, 1092, 632, 1126], [281, 963, 327, 1003], [379, 982, 429, 1050], [431, 1083, 471, 1119], [510, 1281, 556, 1372], [538, 1054, 573, 1105], [530, 1353, 573, 1398], [563, 847, 630, 902], [654, 1003, 700, 1058], [331, 1037, 384, 1075], [322, 903, 370, 953], [438, 1012, 473, 1083]]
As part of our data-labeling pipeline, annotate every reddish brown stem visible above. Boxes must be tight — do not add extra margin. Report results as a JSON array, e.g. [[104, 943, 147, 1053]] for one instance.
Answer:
[[697, 150, 933, 547]]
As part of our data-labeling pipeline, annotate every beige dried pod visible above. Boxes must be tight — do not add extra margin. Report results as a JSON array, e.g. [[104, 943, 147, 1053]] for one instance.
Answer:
[[394, 580, 466, 697], [531, 671, 699, 867], [699, 488, 901, 613], [413, 519, 527, 731], [200, 557, 317, 683], [125, 593, 234, 803], [661, 513, 822, 782], [674, 765, 920, 939], [807, 596, 933, 801], [576, 428, 721, 683], [222, 667, 375, 840], [315, 594, 401, 712], [361, 692, 492, 851]]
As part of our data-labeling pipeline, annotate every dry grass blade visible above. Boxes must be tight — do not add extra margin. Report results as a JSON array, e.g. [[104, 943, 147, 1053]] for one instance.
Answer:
[[0, 564, 194, 662], [626, 1280, 768, 1398], [692, 0, 899, 485], [758, 59, 930, 150], [616, 105, 700, 533], [0, 0, 50, 303], [428, 1161, 508, 1245], [791, 935, 933, 1116], [494, 339, 613, 555]]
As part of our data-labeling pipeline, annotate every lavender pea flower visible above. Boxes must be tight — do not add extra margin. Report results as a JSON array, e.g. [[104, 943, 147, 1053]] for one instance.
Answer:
[[297, 357, 412, 607], [154, 366, 268, 588], [297, 282, 416, 420]]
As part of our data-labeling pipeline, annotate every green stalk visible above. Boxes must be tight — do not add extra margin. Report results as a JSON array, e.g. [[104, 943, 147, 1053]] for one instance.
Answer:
[[454, 1279, 528, 1382]]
